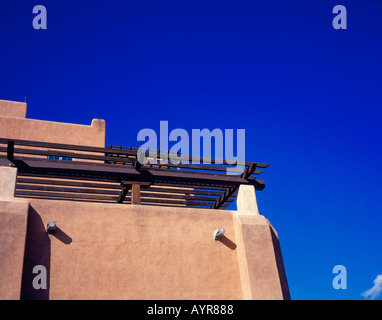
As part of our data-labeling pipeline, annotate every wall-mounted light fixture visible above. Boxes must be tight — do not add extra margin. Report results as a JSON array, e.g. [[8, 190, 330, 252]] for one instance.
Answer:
[[46, 221, 57, 234], [213, 228, 225, 240]]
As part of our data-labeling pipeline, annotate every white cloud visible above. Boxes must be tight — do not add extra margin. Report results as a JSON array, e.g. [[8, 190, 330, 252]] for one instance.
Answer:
[[362, 274, 382, 300]]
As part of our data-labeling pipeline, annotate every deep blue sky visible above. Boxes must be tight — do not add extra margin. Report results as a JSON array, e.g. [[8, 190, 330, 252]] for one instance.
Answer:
[[1, 0, 381, 300]]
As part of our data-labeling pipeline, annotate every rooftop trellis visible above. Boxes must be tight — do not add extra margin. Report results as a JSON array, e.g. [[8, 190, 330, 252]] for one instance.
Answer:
[[0, 138, 269, 209]]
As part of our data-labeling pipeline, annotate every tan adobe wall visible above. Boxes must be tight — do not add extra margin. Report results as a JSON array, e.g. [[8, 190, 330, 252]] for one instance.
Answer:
[[20, 200, 243, 300], [0, 100, 105, 147], [0, 200, 29, 299], [0, 166, 290, 300], [0, 100, 27, 118], [0, 195, 289, 300]]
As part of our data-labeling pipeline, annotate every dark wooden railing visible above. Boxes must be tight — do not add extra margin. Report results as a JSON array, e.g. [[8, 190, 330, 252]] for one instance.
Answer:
[[0, 138, 268, 209]]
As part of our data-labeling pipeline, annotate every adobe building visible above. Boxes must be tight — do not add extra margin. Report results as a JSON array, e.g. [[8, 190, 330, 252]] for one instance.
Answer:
[[0, 99, 290, 300]]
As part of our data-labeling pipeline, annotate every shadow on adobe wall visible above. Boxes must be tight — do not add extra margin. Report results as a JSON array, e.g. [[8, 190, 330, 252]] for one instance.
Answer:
[[218, 235, 237, 250], [20, 206, 51, 300], [269, 225, 291, 300], [52, 227, 72, 245], [20, 206, 73, 299]]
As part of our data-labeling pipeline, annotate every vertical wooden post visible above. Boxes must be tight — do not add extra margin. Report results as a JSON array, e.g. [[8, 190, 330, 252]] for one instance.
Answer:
[[7, 141, 14, 162], [131, 184, 141, 204]]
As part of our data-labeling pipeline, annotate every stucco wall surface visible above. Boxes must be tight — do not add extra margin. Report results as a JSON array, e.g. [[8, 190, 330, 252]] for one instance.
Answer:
[[20, 200, 243, 300]]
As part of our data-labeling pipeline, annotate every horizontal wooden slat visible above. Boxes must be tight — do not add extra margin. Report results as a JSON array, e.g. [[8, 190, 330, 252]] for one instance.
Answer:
[[148, 186, 227, 197], [17, 171, 119, 183], [16, 184, 120, 195], [0, 138, 269, 168], [16, 177, 121, 189], [137, 191, 233, 202], [0, 146, 136, 165], [15, 190, 118, 201]]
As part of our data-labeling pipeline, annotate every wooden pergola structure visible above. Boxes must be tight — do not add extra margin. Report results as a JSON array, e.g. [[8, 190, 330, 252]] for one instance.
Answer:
[[0, 138, 269, 210]]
